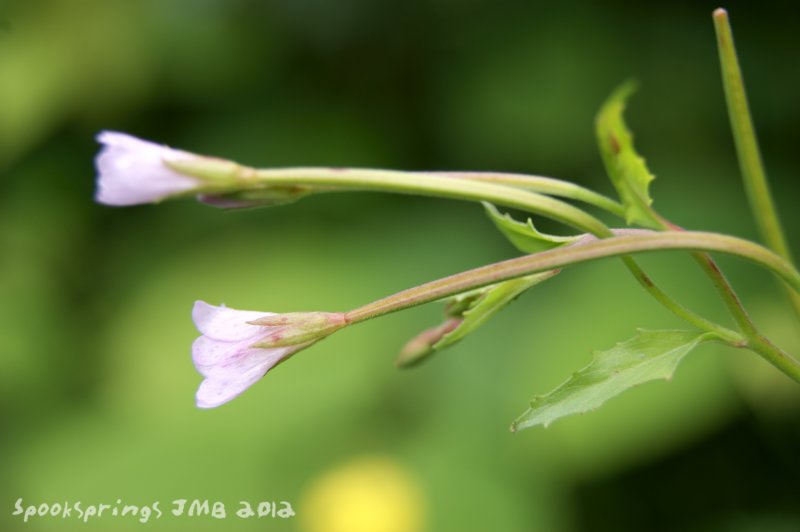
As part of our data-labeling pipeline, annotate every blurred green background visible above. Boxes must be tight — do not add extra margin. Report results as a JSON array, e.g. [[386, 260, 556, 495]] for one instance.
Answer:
[[2, 1, 799, 531]]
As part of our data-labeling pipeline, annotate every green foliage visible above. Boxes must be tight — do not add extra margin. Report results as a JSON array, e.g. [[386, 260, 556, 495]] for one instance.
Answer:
[[595, 82, 661, 228], [511, 330, 715, 431], [483, 202, 579, 253], [436, 272, 559, 350], [396, 271, 558, 367]]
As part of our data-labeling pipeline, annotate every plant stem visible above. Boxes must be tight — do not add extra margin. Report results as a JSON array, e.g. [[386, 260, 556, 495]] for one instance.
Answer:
[[746, 335, 800, 383], [174, 159, 766, 345], [241, 166, 724, 333], [175, 152, 800, 380], [619, 256, 724, 335], [689, 244, 797, 378], [692, 252, 757, 334], [713, 8, 800, 318], [346, 230, 800, 337], [250, 167, 610, 235], [657, 217, 759, 335], [429, 171, 626, 218]]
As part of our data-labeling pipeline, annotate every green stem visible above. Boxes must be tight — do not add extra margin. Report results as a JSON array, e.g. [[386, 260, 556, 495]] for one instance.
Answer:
[[691, 246, 797, 379], [173, 156, 800, 379], [619, 256, 725, 336], [429, 171, 626, 217], [347, 230, 800, 337], [172, 159, 759, 344], [239, 166, 727, 334], [657, 218, 758, 336], [713, 8, 800, 318], [644, 190, 784, 371], [249, 167, 609, 235], [747, 335, 800, 383], [692, 252, 757, 335]]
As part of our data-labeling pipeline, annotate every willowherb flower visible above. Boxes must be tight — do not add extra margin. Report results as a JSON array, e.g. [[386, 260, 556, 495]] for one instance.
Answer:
[[192, 300, 346, 408], [95, 130, 317, 208], [94, 131, 205, 206]]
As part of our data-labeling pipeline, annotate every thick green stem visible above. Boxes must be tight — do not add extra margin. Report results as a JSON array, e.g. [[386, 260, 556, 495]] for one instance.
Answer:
[[713, 8, 800, 318]]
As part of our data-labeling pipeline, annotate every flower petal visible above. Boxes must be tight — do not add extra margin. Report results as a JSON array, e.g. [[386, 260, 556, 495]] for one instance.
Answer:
[[94, 131, 200, 206], [192, 335, 246, 371], [192, 300, 275, 341], [193, 340, 300, 408]]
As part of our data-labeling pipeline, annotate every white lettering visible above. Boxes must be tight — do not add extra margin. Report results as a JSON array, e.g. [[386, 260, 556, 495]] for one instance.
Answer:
[[10, 497, 293, 521], [278, 501, 296, 518], [82, 505, 97, 523], [236, 501, 255, 519], [257, 501, 273, 517], [211, 502, 226, 519], [171, 499, 186, 516], [188, 499, 209, 516]]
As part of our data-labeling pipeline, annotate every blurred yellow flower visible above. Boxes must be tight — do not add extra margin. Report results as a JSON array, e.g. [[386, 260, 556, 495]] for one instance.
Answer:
[[301, 456, 425, 532]]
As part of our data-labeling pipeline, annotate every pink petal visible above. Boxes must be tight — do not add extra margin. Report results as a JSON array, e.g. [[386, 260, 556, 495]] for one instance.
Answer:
[[192, 300, 274, 341], [193, 342, 299, 408], [94, 131, 199, 206]]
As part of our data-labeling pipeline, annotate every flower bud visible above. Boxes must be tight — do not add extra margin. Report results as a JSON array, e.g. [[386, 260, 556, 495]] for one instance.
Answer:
[[395, 271, 558, 369], [395, 318, 463, 368]]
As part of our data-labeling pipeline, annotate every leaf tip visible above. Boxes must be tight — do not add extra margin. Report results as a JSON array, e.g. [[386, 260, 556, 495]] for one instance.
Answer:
[[604, 79, 640, 112]]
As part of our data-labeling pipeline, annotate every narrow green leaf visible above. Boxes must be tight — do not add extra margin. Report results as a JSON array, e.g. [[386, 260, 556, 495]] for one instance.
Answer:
[[435, 271, 558, 350], [595, 82, 660, 228], [396, 271, 558, 367], [511, 329, 714, 431], [483, 202, 579, 253]]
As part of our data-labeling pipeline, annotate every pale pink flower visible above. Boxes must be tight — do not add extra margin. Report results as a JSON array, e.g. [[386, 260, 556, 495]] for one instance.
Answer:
[[192, 301, 311, 408], [95, 131, 200, 206]]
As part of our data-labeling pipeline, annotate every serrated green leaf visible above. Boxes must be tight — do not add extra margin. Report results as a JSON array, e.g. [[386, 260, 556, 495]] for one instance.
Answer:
[[396, 271, 558, 367], [483, 202, 580, 253], [595, 82, 660, 228], [511, 329, 714, 431]]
